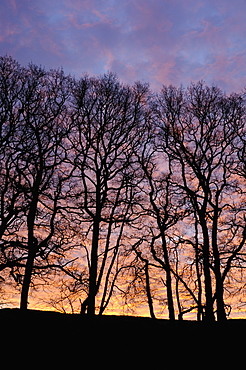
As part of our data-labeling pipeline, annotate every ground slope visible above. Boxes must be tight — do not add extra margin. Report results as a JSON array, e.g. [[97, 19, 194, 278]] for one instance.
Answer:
[[0, 309, 244, 367]]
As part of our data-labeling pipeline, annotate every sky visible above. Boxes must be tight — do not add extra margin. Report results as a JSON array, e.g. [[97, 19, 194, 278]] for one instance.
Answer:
[[0, 0, 246, 93]]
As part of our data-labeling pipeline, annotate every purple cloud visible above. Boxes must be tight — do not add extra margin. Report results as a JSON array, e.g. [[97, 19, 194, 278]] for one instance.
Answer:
[[0, 0, 245, 92]]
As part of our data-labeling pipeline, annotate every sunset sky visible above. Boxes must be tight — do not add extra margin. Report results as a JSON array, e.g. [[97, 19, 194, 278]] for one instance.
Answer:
[[0, 0, 246, 93]]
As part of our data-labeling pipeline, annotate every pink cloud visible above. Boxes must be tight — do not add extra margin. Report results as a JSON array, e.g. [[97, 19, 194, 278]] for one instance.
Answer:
[[9, 0, 18, 12], [0, 0, 245, 93]]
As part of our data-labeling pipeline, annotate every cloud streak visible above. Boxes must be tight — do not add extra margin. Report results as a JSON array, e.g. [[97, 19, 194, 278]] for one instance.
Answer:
[[0, 0, 245, 92]]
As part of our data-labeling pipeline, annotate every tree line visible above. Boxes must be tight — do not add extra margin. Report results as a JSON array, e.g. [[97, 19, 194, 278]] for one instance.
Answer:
[[0, 55, 246, 321]]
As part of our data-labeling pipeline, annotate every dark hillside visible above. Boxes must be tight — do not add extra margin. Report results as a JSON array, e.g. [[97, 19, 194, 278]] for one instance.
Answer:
[[0, 309, 244, 367]]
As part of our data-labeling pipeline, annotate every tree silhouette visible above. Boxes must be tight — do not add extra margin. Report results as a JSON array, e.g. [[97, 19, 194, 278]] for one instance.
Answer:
[[1, 56, 246, 321], [0, 56, 75, 310], [0, 56, 28, 275], [156, 82, 246, 321], [68, 73, 149, 316]]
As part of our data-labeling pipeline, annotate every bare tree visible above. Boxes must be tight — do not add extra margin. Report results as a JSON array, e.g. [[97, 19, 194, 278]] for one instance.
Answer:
[[133, 136, 173, 319], [69, 73, 149, 316], [18, 64, 74, 310], [0, 57, 75, 309], [0, 56, 28, 276], [156, 82, 246, 321], [2, 55, 246, 321]]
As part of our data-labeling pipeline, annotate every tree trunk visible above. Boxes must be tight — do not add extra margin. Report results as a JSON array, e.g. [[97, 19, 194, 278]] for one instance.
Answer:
[[212, 205, 227, 322], [20, 247, 36, 310], [215, 279, 227, 322], [87, 216, 100, 317], [194, 219, 204, 321], [80, 297, 88, 315], [145, 262, 156, 319], [20, 191, 39, 310], [195, 256, 203, 322], [200, 220, 215, 322], [161, 232, 175, 321], [166, 268, 175, 321]]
